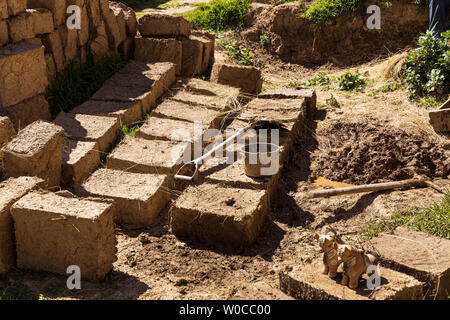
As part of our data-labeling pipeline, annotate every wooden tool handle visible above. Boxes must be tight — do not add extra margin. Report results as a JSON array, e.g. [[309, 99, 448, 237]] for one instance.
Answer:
[[307, 178, 426, 199]]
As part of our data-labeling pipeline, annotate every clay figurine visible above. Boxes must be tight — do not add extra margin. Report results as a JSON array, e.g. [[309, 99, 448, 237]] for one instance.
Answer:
[[337, 245, 377, 289], [314, 234, 342, 278]]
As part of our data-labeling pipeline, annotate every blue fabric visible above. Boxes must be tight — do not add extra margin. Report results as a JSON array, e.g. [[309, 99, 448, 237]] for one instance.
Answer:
[[429, 0, 450, 36]]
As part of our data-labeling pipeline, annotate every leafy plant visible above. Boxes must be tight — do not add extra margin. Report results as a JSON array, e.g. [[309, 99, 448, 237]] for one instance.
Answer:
[[401, 30, 450, 99], [217, 33, 254, 65], [184, 0, 251, 31], [325, 94, 340, 108], [300, 0, 364, 27], [335, 70, 366, 91], [260, 32, 270, 47], [303, 72, 332, 87], [359, 193, 450, 241]]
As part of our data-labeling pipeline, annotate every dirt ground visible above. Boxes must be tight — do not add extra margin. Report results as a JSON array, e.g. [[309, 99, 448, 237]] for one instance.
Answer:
[[2, 43, 449, 299]]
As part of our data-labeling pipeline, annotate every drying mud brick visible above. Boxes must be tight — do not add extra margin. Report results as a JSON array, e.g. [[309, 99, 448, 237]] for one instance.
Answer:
[[107, 135, 186, 175], [28, 0, 66, 26], [71, 100, 142, 126], [258, 88, 317, 116], [44, 52, 56, 81], [241, 98, 307, 125], [79, 168, 170, 227], [198, 159, 267, 190], [0, 42, 48, 107], [192, 30, 215, 67], [138, 13, 190, 37], [279, 259, 424, 300], [0, 176, 44, 273], [169, 78, 240, 111], [59, 26, 78, 63], [134, 37, 182, 75], [62, 139, 100, 190], [0, 19, 7, 46], [11, 190, 117, 281], [0, 0, 7, 19], [181, 36, 204, 76], [6, 0, 26, 16], [87, 0, 102, 27], [110, 2, 126, 45], [3, 121, 64, 188], [136, 117, 207, 144], [119, 36, 134, 59], [27, 8, 54, 35], [89, 22, 109, 60], [365, 227, 450, 299], [231, 281, 294, 300], [54, 113, 120, 153], [113, 2, 137, 37], [151, 100, 223, 129], [211, 63, 263, 95], [8, 11, 34, 43], [171, 183, 268, 247], [101, 1, 121, 48], [3, 95, 52, 130], [0, 116, 15, 147]]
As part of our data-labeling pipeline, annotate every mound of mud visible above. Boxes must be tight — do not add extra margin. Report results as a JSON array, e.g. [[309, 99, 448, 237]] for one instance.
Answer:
[[310, 122, 450, 185]]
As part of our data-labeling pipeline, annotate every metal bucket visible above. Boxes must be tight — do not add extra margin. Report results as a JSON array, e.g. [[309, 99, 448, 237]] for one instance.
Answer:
[[240, 143, 280, 177]]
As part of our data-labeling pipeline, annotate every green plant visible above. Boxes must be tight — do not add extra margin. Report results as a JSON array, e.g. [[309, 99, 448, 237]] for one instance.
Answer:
[[359, 193, 450, 241], [184, 0, 251, 31], [325, 94, 340, 108], [335, 70, 366, 92], [401, 30, 450, 99], [121, 124, 140, 136], [303, 72, 332, 87], [300, 0, 363, 27], [217, 33, 254, 65], [259, 32, 270, 47]]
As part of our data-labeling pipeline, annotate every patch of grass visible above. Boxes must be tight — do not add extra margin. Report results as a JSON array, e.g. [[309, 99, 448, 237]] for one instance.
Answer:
[[217, 33, 254, 65], [121, 124, 140, 136], [183, 0, 251, 31], [325, 93, 340, 108], [259, 32, 270, 47], [303, 71, 332, 87], [335, 70, 366, 92], [359, 193, 450, 241], [300, 0, 364, 27]]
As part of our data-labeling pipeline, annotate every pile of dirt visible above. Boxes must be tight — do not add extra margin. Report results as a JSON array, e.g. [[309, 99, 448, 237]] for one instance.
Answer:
[[310, 122, 450, 185]]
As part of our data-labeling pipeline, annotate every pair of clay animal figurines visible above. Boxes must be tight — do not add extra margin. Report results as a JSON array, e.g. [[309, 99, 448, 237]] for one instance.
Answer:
[[314, 234, 377, 289]]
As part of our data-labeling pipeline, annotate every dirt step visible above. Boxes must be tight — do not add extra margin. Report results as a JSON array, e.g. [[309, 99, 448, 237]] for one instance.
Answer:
[[61, 139, 100, 190], [279, 259, 423, 300], [2, 120, 64, 188], [70, 100, 143, 127], [230, 281, 294, 300], [106, 135, 186, 176], [78, 168, 170, 228], [151, 99, 224, 130], [168, 78, 240, 111], [171, 183, 269, 248], [91, 61, 176, 114], [365, 227, 450, 300], [11, 190, 116, 281], [54, 113, 120, 154], [0, 176, 44, 273]]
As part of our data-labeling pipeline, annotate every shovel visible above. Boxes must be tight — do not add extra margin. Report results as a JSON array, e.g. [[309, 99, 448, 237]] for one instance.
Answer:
[[174, 119, 264, 181]]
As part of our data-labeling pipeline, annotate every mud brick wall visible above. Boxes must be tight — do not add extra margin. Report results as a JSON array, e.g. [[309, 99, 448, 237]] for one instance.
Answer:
[[0, 0, 137, 129]]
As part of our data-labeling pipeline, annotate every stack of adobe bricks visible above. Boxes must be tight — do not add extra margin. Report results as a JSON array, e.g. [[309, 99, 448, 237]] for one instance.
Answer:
[[135, 13, 215, 77], [0, 0, 137, 129]]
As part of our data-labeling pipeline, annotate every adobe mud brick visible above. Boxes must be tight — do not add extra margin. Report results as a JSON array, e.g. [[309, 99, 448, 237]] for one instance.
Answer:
[[54, 113, 120, 153], [0, 0, 7, 19], [151, 100, 223, 129], [279, 259, 423, 300], [181, 36, 204, 76], [79, 168, 170, 227], [231, 281, 294, 300], [138, 13, 190, 37], [110, 2, 126, 45], [169, 78, 240, 111], [106, 135, 186, 175], [211, 63, 263, 95], [7, 11, 34, 42], [0, 42, 48, 108], [0, 116, 14, 147], [6, 0, 26, 16], [62, 139, 100, 190], [198, 159, 267, 190], [3, 121, 64, 188], [191, 30, 215, 71], [365, 227, 450, 299], [258, 88, 317, 117], [71, 100, 142, 126], [136, 117, 207, 144], [171, 183, 268, 247], [11, 190, 117, 281], [28, 0, 66, 26], [101, 1, 122, 48], [0, 176, 44, 273], [0, 19, 7, 46], [41, 29, 65, 71], [113, 2, 137, 37], [134, 37, 182, 75], [2, 95, 52, 130], [27, 8, 54, 35]]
